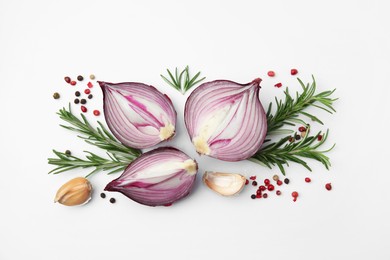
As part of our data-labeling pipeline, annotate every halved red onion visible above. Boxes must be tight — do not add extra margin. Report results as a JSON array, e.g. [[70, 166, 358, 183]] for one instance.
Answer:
[[184, 78, 267, 161], [105, 147, 197, 207], [98, 81, 177, 149]]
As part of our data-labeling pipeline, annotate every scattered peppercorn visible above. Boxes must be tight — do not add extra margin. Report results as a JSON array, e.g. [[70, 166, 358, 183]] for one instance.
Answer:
[[263, 193, 268, 198], [64, 76, 71, 83], [65, 150, 71, 155], [318, 134, 323, 141], [295, 134, 301, 140], [276, 190, 282, 196], [53, 92, 60, 99], [276, 180, 283, 186], [292, 191, 299, 202], [267, 71, 275, 77], [93, 110, 100, 116], [264, 179, 270, 185], [164, 203, 173, 207], [256, 189, 262, 194], [80, 99, 87, 104], [75, 91, 80, 97], [100, 193, 106, 199], [77, 75, 84, 81], [245, 179, 249, 185], [289, 136, 295, 142], [273, 174, 279, 181], [70, 80, 77, 86], [274, 82, 282, 88], [251, 194, 256, 199], [256, 194, 261, 198], [252, 181, 258, 186], [84, 89, 91, 94], [284, 178, 290, 184], [259, 185, 266, 191], [89, 74, 95, 80], [74, 98, 80, 104], [298, 126, 306, 132], [267, 184, 275, 191], [305, 177, 311, 183], [81, 106, 87, 113], [109, 198, 116, 203], [325, 183, 332, 191], [87, 82, 93, 88], [88, 94, 93, 99], [249, 176, 256, 180], [291, 68, 298, 75]]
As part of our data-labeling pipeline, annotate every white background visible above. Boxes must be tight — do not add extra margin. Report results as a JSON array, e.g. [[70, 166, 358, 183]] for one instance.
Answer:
[[1, 0, 389, 259]]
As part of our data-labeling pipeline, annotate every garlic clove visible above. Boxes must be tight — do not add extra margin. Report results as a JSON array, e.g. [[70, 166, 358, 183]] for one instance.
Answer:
[[202, 171, 246, 196], [54, 177, 92, 206]]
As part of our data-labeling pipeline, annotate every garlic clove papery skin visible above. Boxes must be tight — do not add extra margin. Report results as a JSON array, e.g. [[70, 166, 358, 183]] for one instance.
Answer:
[[203, 171, 246, 196], [54, 177, 92, 206], [105, 147, 198, 207], [184, 78, 267, 162], [99, 81, 177, 149]]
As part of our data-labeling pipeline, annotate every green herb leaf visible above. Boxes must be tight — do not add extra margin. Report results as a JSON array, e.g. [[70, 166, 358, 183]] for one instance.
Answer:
[[161, 66, 205, 94]]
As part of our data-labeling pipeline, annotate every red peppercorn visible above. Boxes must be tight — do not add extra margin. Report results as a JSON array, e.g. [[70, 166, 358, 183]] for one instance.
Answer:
[[64, 76, 71, 83], [298, 126, 306, 132], [305, 177, 311, 183], [84, 89, 91, 94], [259, 185, 266, 191], [264, 179, 270, 185], [289, 136, 295, 142], [274, 83, 282, 88], [93, 110, 100, 116], [267, 71, 275, 77], [249, 176, 256, 180], [164, 203, 173, 207], [318, 134, 323, 141], [245, 179, 249, 185], [256, 190, 262, 195], [267, 184, 275, 191], [325, 183, 332, 191], [291, 68, 298, 75], [292, 191, 298, 202], [276, 180, 283, 186], [87, 82, 93, 88], [263, 193, 268, 198], [70, 80, 77, 86], [256, 194, 261, 198], [81, 106, 87, 113], [276, 190, 281, 196]]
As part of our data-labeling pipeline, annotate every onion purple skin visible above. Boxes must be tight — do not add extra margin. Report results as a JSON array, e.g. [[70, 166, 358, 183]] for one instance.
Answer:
[[105, 147, 198, 207], [184, 78, 268, 162], [98, 81, 177, 149]]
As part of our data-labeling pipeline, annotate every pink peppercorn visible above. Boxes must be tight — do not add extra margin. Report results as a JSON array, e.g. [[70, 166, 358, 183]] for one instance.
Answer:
[[291, 69, 298, 75], [267, 71, 275, 77], [274, 83, 282, 88]]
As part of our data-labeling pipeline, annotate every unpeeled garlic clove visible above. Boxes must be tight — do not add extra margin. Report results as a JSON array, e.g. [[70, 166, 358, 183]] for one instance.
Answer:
[[203, 171, 246, 196], [54, 177, 92, 206]]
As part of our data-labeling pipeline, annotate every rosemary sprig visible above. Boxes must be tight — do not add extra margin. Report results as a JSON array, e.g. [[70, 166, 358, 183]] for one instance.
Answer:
[[160, 66, 205, 94], [48, 105, 141, 176], [48, 150, 129, 177], [266, 76, 337, 135], [250, 128, 335, 175], [57, 105, 141, 160]]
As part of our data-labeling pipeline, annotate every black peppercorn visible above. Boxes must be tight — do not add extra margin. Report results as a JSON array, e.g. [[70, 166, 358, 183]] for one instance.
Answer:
[[65, 150, 71, 155], [88, 94, 93, 99], [109, 198, 116, 203], [77, 75, 84, 81], [74, 98, 80, 104], [295, 135, 301, 140], [100, 193, 106, 199], [80, 99, 86, 104], [284, 178, 290, 184], [252, 181, 257, 186], [251, 194, 256, 199], [75, 91, 80, 97], [53, 92, 60, 99]]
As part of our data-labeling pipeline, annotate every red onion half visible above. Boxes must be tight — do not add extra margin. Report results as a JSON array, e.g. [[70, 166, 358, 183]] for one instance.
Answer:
[[184, 78, 267, 161], [99, 81, 176, 149], [105, 147, 197, 207]]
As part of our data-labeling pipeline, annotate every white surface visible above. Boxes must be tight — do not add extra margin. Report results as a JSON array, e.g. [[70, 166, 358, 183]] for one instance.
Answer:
[[0, 0, 389, 259]]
